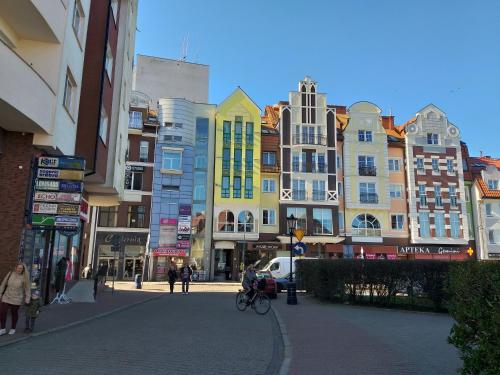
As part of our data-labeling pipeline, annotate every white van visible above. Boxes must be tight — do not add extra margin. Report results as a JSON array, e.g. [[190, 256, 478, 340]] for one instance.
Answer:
[[261, 257, 317, 279]]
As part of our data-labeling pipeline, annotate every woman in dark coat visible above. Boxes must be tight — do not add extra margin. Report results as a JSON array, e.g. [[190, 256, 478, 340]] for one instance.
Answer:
[[167, 264, 177, 294]]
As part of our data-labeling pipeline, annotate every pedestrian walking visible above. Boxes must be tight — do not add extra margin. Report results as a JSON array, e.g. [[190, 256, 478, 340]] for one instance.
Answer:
[[24, 291, 42, 333], [167, 264, 177, 294], [179, 263, 192, 295], [0, 263, 31, 336]]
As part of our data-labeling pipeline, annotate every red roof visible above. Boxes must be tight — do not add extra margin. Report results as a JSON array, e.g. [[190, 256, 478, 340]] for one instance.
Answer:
[[476, 178, 500, 199]]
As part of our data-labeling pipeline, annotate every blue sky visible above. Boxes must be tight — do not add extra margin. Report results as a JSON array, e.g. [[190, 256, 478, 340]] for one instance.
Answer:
[[135, 0, 500, 156]]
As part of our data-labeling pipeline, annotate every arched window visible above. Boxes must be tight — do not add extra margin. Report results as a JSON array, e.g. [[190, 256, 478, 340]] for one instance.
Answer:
[[218, 210, 234, 232], [237, 211, 254, 232], [352, 214, 381, 237]]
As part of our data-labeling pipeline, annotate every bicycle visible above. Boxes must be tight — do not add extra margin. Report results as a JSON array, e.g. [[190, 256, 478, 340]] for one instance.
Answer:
[[235, 287, 271, 315]]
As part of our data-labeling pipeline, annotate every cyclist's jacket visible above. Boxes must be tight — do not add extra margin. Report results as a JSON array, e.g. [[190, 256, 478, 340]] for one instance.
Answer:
[[242, 270, 256, 289]]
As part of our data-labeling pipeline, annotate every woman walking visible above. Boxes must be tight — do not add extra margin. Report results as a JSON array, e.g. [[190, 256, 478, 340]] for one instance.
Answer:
[[167, 264, 177, 294], [0, 263, 31, 335]]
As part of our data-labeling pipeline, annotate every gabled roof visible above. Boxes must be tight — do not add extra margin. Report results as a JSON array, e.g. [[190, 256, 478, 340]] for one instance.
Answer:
[[217, 86, 261, 112], [476, 178, 500, 199], [469, 156, 500, 170], [262, 105, 280, 128]]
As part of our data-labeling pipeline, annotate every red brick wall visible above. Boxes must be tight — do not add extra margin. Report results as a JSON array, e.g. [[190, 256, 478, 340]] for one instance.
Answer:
[[0, 132, 34, 278]]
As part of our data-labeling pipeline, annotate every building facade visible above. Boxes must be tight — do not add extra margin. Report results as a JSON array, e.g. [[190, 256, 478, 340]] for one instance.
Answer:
[[278, 77, 341, 257], [403, 104, 469, 259], [212, 88, 261, 281]]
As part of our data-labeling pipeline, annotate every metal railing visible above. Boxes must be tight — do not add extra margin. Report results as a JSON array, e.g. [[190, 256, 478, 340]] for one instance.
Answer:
[[292, 190, 307, 201], [312, 191, 326, 201], [352, 228, 382, 237], [292, 134, 327, 146], [420, 196, 428, 206], [450, 195, 458, 207], [435, 196, 443, 207], [359, 166, 377, 176]]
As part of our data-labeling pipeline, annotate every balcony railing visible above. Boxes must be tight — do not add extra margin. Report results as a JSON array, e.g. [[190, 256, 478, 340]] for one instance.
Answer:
[[292, 134, 327, 146], [312, 164, 327, 173], [359, 166, 377, 176], [292, 190, 307, 201], [450, 195, 458, 207], [292, 162, 306, 173], [435, 196, 443, 207], [312, 190, 326, 201], [420, 196, 428, 206], [291, 163, 327, 173], [360, 193, 378, 204], [352, 228, 382, 237]]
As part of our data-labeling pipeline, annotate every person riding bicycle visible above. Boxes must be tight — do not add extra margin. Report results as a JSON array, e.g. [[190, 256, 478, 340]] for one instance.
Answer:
[[242, 264, 257, 303]]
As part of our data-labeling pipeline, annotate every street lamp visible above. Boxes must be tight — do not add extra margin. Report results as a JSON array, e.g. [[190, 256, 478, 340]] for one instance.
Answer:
[[286, 214, 298, 305]]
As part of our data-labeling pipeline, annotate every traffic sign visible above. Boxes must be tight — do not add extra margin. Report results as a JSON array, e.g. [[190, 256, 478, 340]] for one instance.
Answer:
[[294, 229, 305, 241], [293, 242, 307, 256], [467, 247, 474, 257]]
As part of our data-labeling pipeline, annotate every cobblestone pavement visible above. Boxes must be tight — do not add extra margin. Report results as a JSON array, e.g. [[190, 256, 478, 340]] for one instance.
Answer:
[[273, 294, 462, 375], [0, 287, 282, 375]]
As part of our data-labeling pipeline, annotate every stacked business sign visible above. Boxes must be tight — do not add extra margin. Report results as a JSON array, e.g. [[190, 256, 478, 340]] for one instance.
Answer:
[[31, 156, 85, 234]]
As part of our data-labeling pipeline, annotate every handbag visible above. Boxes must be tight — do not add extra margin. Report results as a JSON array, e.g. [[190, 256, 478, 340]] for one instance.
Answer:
[[0, 272, 12, 300]]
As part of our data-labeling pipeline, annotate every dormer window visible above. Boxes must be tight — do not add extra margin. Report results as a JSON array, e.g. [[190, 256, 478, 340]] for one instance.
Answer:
[[427, 133, 439, 145], [358, 130, 373, 142], [488, 180, 499, 190]]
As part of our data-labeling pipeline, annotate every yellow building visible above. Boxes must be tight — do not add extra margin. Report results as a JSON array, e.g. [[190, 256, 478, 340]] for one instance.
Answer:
[[212, 88, 261, 280]]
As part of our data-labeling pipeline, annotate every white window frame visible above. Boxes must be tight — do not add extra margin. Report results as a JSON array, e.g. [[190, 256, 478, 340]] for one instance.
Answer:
[[388, 159, 401, 172], [312, 208, 333, 235], [105, 43, 113, 82], [485, 203, 493, 217], [262, 179, 276, 193], [262, 209, 276, 225], [358, 130, 373, 142], [389, 184, 403, 199], [487, 180, 499, 190], [419, 212, 430, 237], [450, 213, 460, 238], [391, 214, 404, 230], [427, 133, 439, 145], [129, 111, 142, 128], [338, 212, 344, 231], [432, 158, 439, 172], [111, 0, 119, 22], [72, 0, 84, 43], [99, 106, 108, 144], [63, 69, 77, 118], [139, 141, 149, 162], [434, 213, 446, 237], [337, 181, 343, 196], [161, 148, 183, 173]]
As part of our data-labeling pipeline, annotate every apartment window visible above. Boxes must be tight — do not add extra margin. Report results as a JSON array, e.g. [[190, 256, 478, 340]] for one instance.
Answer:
[[223, 121, 231, 145], [388, 159, 401, 172], [391, 215, 404, 230], [336, 155, 342, 170], [313, 208, 333, 235], [432, 159, 439, 172], [449, 186, 458, 207], [287, 207, 307, 232], [358, 130, 373, 142], [246, 122, 254, 146], [419, 184, 427, 205], [245, 177, 253, 199], [162, 150, 182, 171], [450, 213, 460, 238], [489, 230, 500, 244], [338, 212, 344, 231], [262, 179, 276, 193], [447, 160, 454, 173], [234, 149, 242, 172], [105, 44, 113, 81], [222, 148, 230, 171], [292, 179, 306, 200], [359, 183, 377, 203], [263, 152, 276, 166], [195, 155, 207, 169], [434, 213, 445, 237], [313, 153, 326, 173], [358, 156, 376, 176], [419, 212, 430, 237], [233, 177, 241, 198], [129, 111, 142, 129], [435, 185, 442, 207], [262, 209, 276, 225], [462, 159, 469, 172], [63, 69, 77, 117], [238, 211, 254, 232], [72, 0, 84, 41], [245, 149, 253, 171], [193, 185, 206, 201], [486, 204, 493, 217], [389, 184, 403, 199], [338, 181, 343, 196], [487, 180, 499, 190], [139, 141, 149, 162], [128, 206, 146, 228], [312, 180, 326, 201], [417, 158, 424, 171], [125, 172, 142, 191], [221, 176, 230, 198], [218, 210, 234, 232], [99, 107, 108, 144], [234, 121, 242, 145], [111, 0, 119, 21], [427, 133, 439, 145], [98, 206, 118, 227], [292, 152, 301, 172]]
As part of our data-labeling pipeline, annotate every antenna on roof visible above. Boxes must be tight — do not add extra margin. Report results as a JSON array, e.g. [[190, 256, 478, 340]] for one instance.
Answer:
[[480, 150, 484, 157], [180, 33, 189, 62], [389, 108, 393, 116]]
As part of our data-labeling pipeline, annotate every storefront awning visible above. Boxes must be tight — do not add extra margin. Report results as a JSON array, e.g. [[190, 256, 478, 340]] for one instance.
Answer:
[[214, 241, 235, 249], [276, 235, 345, 245]]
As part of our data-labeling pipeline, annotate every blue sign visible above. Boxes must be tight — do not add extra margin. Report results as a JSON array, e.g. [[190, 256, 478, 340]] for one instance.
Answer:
[[293, 242, 307, 256], [38, 156, 85, 170]]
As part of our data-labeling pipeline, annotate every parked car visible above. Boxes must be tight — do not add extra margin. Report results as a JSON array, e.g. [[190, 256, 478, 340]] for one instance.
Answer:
[[256, 271, 278, 299]]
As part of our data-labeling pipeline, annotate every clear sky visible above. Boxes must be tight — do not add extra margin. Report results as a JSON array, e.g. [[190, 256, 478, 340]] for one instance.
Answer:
[[135, 0, 500, 156]]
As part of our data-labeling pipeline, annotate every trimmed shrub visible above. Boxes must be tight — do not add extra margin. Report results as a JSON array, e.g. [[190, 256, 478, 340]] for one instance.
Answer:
[[448, 262, 500, 375]]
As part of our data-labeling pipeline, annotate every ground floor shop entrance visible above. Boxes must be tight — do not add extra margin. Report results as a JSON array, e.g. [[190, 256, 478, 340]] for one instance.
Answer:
[[214, 248, 234, 281]]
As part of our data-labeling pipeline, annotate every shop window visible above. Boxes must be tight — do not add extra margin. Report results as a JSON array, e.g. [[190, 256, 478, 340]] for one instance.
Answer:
[[128, 206, 146, 228], [98, 206, 118, 227], [313, 208, 333, 235]]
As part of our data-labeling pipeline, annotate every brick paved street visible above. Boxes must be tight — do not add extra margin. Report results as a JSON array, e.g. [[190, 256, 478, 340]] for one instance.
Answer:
[[274, 294, 462, 375], [0, 283, 282, 375]]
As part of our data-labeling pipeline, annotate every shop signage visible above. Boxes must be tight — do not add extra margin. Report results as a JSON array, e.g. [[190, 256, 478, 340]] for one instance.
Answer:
[[177, 220, 191, 234], [57, 204, 80, 215], [177, 234, 190, 241], [153, 247, 187, 257], [38, 156, 85, 170], [254, 243, 280, 251], [398, 246, 462, 255], [35, 180, 60, 191], [37, 169, 84, 181], [176, 240, 190, 249], [387, 254, 397, 260], [96, 232, 148, 246], [179, 204, 191, 216], [34, 191, 81, 203], [32, 214, 56, 226], [488, 252, 500, 258], [32, 202, 58, 214], [36, 180, 83, 192], [126, 165, 145, 172], [55, 216, 80, 228], [159, 218, 177, 246], [80, 199, 89, 222]]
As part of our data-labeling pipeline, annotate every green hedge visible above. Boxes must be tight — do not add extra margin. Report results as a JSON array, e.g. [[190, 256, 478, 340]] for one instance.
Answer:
[[296, 259, 450, 311], [447, 262, 500, 375]]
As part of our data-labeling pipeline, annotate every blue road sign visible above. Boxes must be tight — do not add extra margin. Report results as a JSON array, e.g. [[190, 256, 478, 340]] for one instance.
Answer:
[[293, 242, 307, 256]]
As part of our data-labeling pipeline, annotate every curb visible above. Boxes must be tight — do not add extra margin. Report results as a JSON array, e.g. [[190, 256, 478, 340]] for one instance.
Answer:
[[0, 293, 165, 349], [271, 305, 292, 375]]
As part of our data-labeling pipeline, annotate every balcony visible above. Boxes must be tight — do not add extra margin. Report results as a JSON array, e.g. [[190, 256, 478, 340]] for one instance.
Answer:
[[450, 195, 458, 207], [291, 163, 327, 173], [292, 134, 327, 146], [0, 40, 55, 134], [435, 196, 443, 207], [352, 228, 382, 237], [312, 190, 326, 201], [214, 220, 259, 241], [292, 190, 307, 201], [419, 196, 428, 206], [312, 163, 327, 173], [360, 193, 378, 204], [359, 166, 377, 176]]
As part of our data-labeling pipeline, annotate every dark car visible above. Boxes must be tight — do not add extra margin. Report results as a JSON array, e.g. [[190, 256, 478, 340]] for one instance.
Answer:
[[256, 271, 278, 299], [274, 273, 303, 293]]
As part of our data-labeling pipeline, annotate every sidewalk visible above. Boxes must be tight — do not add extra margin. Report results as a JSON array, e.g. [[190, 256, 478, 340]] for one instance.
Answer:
[[273, 293, 461, 375], [0, 282, 162, 348]]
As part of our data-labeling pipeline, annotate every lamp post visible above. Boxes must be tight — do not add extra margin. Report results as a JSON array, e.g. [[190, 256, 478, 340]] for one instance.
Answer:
[[286, 214, 298, 305]]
